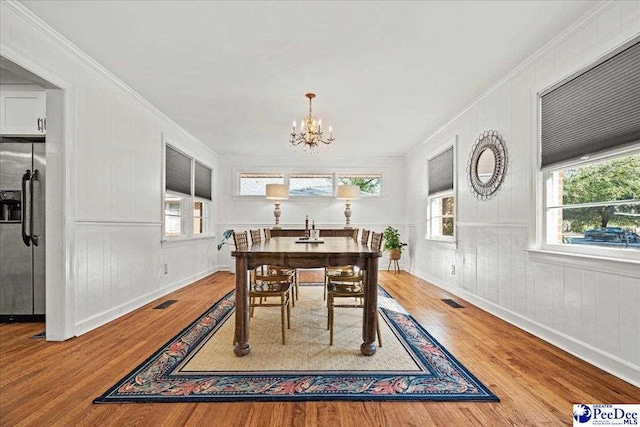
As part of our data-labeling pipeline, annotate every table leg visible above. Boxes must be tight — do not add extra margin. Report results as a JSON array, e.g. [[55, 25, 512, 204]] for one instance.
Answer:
[[234, 256, 250, 357], [361, 256, 378, 356]]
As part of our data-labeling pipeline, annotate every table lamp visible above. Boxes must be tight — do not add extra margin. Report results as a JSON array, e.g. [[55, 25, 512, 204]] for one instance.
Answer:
[[265, 184, 289, 229], [336, 185, 360, 229]]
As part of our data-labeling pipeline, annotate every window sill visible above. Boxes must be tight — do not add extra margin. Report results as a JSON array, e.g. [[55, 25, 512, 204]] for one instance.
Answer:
[[525, 248, 640, 278], [161, 235, 216, 248], [425, 238, 457, 248]]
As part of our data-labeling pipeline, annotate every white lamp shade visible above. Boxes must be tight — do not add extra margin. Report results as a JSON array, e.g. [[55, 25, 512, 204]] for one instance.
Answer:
[[336, 185, 360, 200], [265, 183, 289, 200]]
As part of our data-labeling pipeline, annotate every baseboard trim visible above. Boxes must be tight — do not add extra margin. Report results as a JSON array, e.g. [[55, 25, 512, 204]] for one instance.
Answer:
[[74, 267, 219, 336], [410, 268, 640, 388]]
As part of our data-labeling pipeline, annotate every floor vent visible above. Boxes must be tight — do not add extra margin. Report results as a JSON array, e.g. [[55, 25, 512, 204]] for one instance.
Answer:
[[442, 299, 464, 308], [30, 331, 46, 339], [154, 300, 178, 309]]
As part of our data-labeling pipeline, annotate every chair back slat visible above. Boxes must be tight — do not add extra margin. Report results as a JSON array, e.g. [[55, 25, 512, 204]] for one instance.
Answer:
[[370, 232, 383, 251], [250, 229, 262, 245], [361, 229, 370, 245], [233, 231, 249, 249]]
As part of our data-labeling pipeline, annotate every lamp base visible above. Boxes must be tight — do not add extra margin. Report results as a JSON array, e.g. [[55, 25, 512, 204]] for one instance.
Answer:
[[273, 225, 282, 229], [343, 226, 353, 230]]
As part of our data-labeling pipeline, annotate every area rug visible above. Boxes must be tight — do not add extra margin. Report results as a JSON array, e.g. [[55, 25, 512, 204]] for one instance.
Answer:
[[94, 284, 499, 403]]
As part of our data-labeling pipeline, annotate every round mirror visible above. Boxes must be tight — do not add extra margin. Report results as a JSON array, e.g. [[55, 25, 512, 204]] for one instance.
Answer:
[[476, 148, 496, 183], [466, 130, 508, 200]]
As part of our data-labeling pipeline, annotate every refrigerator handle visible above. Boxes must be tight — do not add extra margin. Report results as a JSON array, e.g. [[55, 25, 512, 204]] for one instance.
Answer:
[[21, 170, 32, 247], [30, 170, 39, 246]]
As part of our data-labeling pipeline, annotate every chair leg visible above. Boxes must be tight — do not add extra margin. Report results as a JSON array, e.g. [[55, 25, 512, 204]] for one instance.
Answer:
[[323, 272, 328, 301], [281, 294, 286, 345], [327, 294, 331, 330], [376, 312, 382, 348], [250, 297, 255, 317], [329, 296, 334, 346], [286, 293, 291, 329]]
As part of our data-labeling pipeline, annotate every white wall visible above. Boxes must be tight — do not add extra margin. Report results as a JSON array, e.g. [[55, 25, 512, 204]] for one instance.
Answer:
[[404, 1, 640, 386], [1, 2, 219, 337], [216, 154, 406, 269]]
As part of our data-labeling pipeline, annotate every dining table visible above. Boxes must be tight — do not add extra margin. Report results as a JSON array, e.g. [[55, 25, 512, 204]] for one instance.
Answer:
[[231, 236, 381, 357]]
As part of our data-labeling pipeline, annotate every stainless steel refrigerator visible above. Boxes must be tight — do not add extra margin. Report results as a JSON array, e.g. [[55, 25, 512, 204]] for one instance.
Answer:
[[0, 136, 45, 321]]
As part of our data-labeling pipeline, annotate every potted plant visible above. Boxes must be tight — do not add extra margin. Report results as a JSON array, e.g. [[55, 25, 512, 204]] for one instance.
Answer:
[[217, 229, 235, 250], [382, 226, 407, 261], [218, 230, 236, 274]]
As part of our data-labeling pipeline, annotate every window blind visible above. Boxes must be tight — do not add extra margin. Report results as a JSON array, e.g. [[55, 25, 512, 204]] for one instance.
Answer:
[[428, 147, 454, 195], [194, 161, 212, 200], [165, 146, 192, 196], [541, 41, 640, 169]]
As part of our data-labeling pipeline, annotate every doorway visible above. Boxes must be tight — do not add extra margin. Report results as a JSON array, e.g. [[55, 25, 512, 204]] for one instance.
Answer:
[[1, 55, 72, 341]]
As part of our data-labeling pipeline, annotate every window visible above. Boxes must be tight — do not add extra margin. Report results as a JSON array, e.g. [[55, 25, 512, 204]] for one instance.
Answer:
[[427, 145, 455, 241], [338, 174, 382, 195], [540, 40, 640, 258], [165, 196, 184, 237], [194, 161, 212, 236], [193, 201, 205, 235], [289, 173, 333, 196], [239, 173, 284, 196], [545, 153, 640, 250], [164, 143, 213, 239], [429, 195, 455, 238]]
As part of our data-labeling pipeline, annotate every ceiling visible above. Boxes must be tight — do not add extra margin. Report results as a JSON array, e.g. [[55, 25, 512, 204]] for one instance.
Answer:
[[20, 1, 598, 157]]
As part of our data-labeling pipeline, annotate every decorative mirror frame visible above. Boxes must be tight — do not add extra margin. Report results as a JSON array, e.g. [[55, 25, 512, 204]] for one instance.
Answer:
[[466, 130, 508, 200]]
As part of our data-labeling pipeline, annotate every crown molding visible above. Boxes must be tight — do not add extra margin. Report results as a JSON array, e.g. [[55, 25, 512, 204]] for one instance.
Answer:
[[407, 1, 616, 155], [1, 0, 218, 158]]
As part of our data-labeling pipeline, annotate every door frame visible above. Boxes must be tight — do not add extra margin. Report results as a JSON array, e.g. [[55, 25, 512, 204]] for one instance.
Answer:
[[0, 44, 76, 340]]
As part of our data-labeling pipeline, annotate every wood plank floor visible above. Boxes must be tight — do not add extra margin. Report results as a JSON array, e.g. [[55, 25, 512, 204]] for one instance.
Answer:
[[0, 270, 637, 426]]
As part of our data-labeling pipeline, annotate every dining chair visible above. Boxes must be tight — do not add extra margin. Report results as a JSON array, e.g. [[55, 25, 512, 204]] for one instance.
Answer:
[[250, 273, 293, 345], [370, 232, 383, 251], [264, 228, 271, 240], [324, 265, 357, 301], [233, 231, 249, 248], [266, 265, 298, 304], [251, 228, 297, 304], [326, 272, 382, 347], [352, 228, 359, 240], [250, 229, 262, 245], [361, 229, 370, 246]]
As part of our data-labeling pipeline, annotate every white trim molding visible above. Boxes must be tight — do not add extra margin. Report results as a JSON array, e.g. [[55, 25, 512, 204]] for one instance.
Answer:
[[526, 249, 640, 279], [74, 267, 219, 336]]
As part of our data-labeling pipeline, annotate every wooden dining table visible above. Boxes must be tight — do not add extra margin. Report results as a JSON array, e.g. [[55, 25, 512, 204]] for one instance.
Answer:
[[231, 236, 382, 357]]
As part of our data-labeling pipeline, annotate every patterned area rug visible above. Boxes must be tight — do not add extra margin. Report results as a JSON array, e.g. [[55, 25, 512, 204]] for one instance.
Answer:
[[94, 284, 499, 403]]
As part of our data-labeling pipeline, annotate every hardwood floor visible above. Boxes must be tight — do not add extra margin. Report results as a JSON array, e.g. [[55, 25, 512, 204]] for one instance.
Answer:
[[0, 270, 637, 426]]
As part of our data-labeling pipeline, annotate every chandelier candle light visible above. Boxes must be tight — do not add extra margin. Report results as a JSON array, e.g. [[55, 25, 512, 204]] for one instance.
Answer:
[[336, 185, 360, 229], [265, 184, 289, 229], [290, 93, 334, 150]]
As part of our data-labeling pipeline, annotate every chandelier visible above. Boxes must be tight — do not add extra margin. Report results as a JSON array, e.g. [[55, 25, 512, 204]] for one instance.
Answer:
[[290, 93, 334, 149]]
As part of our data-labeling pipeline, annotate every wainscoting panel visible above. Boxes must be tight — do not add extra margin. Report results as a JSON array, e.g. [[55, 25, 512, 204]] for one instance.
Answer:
[[74, 222, 219, 335], [74, 222, 162, 328], [411, 222, 639, 384]]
